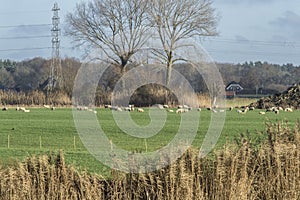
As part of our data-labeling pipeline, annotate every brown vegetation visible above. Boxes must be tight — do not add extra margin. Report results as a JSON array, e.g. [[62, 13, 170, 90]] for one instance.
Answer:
[[0, 122, 299, 199], [250, 82, 300, 109], [0, 90, 71, 106]]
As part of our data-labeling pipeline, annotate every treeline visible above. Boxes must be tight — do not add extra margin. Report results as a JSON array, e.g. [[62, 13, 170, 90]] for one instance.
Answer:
[[218, 61, 300, 94], [0, 58, 299, 105]]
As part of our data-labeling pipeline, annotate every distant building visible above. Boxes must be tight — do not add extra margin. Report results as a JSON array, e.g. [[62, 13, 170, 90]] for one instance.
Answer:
[[225, 81, 243, 98]]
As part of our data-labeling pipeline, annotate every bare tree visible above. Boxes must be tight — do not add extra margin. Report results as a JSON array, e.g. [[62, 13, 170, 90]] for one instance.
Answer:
[[149, 0, 218, 85], [65, 0, 150, 74]]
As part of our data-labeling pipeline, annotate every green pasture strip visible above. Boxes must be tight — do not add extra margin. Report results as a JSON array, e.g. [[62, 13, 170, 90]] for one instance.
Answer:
[[0, 107, 299, 174]]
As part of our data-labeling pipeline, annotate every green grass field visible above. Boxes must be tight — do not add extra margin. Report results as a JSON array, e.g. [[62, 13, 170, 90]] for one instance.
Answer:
[[0, 107, 299, 176]]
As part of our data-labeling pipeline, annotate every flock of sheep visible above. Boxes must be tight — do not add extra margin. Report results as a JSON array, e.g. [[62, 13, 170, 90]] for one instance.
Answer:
[[233, 106, 294, 115], [104, 104, 202, 114], [1, 105, 56, 113], [1, 104, 295, 115]]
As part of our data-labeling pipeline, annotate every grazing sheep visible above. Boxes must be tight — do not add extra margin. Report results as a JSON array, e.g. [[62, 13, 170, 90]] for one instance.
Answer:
[[285, 108, 293, 112], [259, 111, 266, 115], [237, 109, 243, 114], [168, 109, 174, 113], [129, 105, 135, 111], [104, 104, 112, 109], [43, 105, 50, 109], [51, 107, 56, 110], [274, 110, 279, 115], [124, 107, 131, 111], [206, 107, 212, 111], [137, 108, 144, 112], [19, 107, 30, 113], [243, 107, 249, 112], [266, 108, 273, 112], [163, 105, 169, 108], [2, 107, 8, 111], [178, 105, 183, 109], [110, 106, 120, 111], [278, 107, 283, 111], [249, 106, 255, 111], [76, 106, 88, 111], [197, 108, 202, 112], [229, 107, 234, 111], [111, 106, 122, 111], [176, 108, 186, 114]]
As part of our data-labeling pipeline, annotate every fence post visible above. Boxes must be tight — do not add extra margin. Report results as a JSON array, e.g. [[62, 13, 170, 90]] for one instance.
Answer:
[[39, 135, 42, 149], [73, 136, 76, 149], [144, 139, 148, 152], [7, 134, 10, 149]]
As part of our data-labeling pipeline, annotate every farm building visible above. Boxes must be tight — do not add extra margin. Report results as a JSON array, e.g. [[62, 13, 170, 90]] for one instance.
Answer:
[[225, 81, 243, 98]]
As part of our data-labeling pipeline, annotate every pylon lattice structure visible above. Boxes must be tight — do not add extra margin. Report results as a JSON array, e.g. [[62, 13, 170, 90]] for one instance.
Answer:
[[48, 2, 62, 92]]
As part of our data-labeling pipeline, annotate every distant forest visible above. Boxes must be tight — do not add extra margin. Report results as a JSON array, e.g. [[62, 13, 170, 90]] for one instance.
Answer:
[[0, 57, 299, 105]]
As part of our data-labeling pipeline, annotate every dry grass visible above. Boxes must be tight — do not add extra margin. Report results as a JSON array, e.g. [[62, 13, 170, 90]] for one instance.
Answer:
[[226, 98, 258, 108], [0, 90, 71, 106], [0, 122, 299, 199]]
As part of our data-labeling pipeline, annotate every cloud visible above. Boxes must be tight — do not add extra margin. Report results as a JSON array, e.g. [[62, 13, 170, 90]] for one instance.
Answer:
[[270, 11, 300, 39], [270, 11, 300, 28]]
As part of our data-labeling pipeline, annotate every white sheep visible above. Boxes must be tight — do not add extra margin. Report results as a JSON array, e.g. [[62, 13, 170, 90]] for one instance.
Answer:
[[137, 108, 144, 112], [124, 107, 131, 111], [249, 106, 255, 111], [168, 109, 174, 113], [163, 105, 169, 108], [43, 105, 50, 109], [176, 108, 186, 114], [129, 105, 135, 111], [197, 108, 202, 112], [259, 111, 266, 115], [237, 109, 243, 114], [104, 104, 112, 109], [285, 108, 293, 112]]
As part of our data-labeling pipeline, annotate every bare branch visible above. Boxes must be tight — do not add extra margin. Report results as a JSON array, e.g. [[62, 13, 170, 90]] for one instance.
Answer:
[[65, 0, 151, 71]]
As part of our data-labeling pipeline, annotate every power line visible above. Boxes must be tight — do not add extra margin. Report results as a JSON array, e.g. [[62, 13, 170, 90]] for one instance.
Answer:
[[204, 38, 300, 48], [0, 47, 51, 52], [0, 24, 51, 29], [0, 35, 51, 40]]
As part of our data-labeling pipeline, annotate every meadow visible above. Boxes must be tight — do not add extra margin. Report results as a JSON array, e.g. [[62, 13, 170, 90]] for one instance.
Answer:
[[0, 105, 299, 176]]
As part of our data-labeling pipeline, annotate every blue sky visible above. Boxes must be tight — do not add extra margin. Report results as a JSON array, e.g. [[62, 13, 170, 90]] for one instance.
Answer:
[[0, 0, 300, 65]]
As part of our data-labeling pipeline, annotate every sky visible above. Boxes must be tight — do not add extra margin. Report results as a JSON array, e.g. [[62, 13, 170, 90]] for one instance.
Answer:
[[0, 0, 300, 65]]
